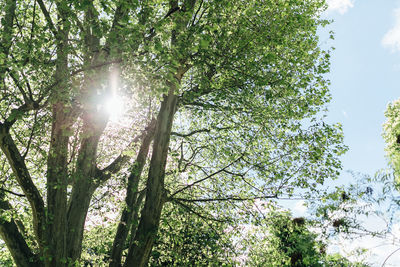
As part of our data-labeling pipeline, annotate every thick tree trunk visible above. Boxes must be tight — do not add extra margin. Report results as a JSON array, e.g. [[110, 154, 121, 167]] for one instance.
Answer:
[[65, 45, 109, 262], [44, 2, 72, 265], [46, 104, 70, 267], [124, 88, 178, 267], [66, 123, 105, 261], [66, 183, 97, 261], [46, 57, 70, 267], [110, 122, 155, 267]]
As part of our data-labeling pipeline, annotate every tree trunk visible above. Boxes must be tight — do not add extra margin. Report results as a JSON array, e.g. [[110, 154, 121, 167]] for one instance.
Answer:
[[0, 198, 40, 267], [110, 121, 155, 267], [124, 88, 178, 267]]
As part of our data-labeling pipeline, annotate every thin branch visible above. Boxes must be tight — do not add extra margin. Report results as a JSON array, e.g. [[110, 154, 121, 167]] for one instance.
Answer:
[[171, 128, 210, 137], [173, 194, 278, 203], [173, 199, 226, 223], [6, 69, 30, 103], [0, 187, 25, 197], [22, 110, 38, 159], [169, 155, 243, 198], [381, 247, 400, 267], [191, 0, 204, 26], [37, 0, 58, 37], [70, 59, 122, 76]]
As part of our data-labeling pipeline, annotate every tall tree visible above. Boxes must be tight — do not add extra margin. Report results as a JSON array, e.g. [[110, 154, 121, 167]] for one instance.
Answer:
[[0, 0, 346, 266]]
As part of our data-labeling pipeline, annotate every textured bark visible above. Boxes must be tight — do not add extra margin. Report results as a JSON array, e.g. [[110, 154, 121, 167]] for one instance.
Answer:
[[46, 103, 70, 267], [0, 125, 46, 250], [65, 5, 108, 259], [66, 118, 106, 261], [0, 199, 40, 267], [65, 2, 131, 260], [110, 121, 155, 267], [124, 88, 178, 267], [45, 9, 71, 264], [66, 183, 97, 262]]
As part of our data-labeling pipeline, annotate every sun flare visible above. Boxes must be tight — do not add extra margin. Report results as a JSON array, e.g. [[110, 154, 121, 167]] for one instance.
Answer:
[[105, 95, 125, 121]]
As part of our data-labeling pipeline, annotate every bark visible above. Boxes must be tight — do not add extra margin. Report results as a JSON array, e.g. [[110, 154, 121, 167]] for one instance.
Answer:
[[0, 124, 46, 250], [122, 2, 196, 264], [124, 87, 178, 267], [0, 198, 40, 267], [45, 103, 70, 267], [65, 1, 132, 260], [44, 2, 73, 264], [66, 118, 106, 261], [109, 121, 155, 267]]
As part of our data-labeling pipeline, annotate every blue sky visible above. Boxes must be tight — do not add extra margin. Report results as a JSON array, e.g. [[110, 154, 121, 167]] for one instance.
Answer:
[[325, 0, 400, 176], [307, 1, 400, 265]]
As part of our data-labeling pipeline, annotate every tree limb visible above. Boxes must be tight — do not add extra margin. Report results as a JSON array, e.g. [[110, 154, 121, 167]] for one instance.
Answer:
[[0, 198, 39, 267], [169, 156, 243, 198], [36, 0, 58, 37], [172, 194, 278, 202], [171, 128, 210, 137], [0, 123, 46, 248], [173, 199, 226, 223], [110, 120, 156, 267]]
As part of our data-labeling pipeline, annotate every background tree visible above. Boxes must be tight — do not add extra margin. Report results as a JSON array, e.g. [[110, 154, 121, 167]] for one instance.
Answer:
[[243, 211, 368, 267], [0, 0, 346, 266], [383, 99, 400, 181]]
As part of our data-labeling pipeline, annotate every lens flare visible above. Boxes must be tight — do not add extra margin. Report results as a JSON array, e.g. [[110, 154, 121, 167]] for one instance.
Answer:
[[105, 94, 124, 121]]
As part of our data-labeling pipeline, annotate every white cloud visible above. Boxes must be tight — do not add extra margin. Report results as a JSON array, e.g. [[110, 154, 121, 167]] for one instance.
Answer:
[[382, 8, 400, 52], [342, 110, 348, 118], [326, 0, 354, 14]]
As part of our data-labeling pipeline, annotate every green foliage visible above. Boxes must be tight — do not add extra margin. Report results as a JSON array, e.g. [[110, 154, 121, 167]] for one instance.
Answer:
[[149, 203, 233, 266], [383, 99, 400, 181], [245, 212, 323, 266], [0, 0, 349, 265], [245, 212, 369, 267], [0, 243, 13, 267]]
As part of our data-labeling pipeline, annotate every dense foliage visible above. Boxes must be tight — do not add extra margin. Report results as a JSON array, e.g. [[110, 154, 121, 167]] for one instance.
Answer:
[[0, 0, 347, 266], [245, 212, 368, 266], [383, 99, 400, 181]]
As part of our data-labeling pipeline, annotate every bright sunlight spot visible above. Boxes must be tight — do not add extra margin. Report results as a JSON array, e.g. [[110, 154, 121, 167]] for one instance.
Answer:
[[104, 66, 125, 121], [105, 94, 125, 121]]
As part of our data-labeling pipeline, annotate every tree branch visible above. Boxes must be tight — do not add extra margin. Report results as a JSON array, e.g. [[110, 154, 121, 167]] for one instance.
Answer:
[[36, 0, 58, 37], [173, 199, 226, 223], [171, 128, 210, 137], [104, 1, 131, 54], [0, 123, 46, 248], [0, 197, 39, 266], [110, 120, 156, 267], [96, 119, 157, 184], [169, 156, 243, 198], [172, 194, 278, 203], [0, 187, 25, 197]]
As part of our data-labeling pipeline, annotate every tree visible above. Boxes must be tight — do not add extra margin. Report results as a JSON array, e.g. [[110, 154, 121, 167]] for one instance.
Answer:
[[238, 211, 369, 266], [383, 98, 400, 181], [149, 203, 233, 266], [0, 0, 346, 266]]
